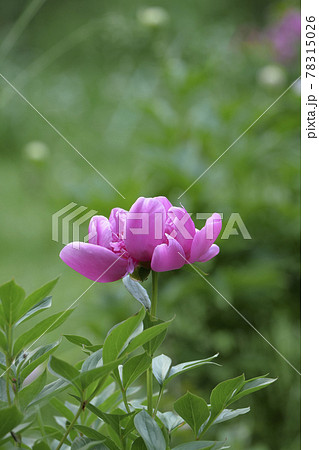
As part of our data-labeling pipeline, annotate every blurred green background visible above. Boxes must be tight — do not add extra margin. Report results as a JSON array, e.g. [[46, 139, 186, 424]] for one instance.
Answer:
[[0, 0, 300, 449]]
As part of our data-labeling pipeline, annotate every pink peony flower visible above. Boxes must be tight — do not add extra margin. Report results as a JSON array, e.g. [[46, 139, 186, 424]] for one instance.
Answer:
[[59, 196, 222, 281]]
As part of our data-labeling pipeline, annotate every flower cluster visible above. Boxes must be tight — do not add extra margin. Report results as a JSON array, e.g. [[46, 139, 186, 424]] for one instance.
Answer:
[[60, 196, 222, 282]]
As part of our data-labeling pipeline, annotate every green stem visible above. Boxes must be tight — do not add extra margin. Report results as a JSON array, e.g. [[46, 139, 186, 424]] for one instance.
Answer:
[[56, 402, 82, 450], [153, 385, 164, 417], [151, 271, 159, 319], [146, 271, 159, 415], [146, 368, 153, 415], [37, 407, 47, 444], [6, 324, 13, 405], [122, 388, 130, 413]]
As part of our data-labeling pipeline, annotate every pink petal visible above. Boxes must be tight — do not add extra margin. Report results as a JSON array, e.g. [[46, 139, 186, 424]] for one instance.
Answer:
[[109, 208, 127, 236], [88, 216, 112, 248], [151, 238, 186, 272], [124, 197, 166, 262], [189, 213, 222, 263], [155, 196, 173, 212], [167, 207, 195, 257], [196, 244, 220, 262], [60, 243, 128, 282]]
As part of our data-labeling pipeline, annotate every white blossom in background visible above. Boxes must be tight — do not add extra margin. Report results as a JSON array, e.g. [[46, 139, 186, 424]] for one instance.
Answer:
[[257, 65, 286, 88], [137, 7, 169, 27], [23, 141, 50, 162]]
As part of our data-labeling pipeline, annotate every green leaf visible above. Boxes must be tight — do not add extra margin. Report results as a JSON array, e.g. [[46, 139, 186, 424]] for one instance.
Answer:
[[174, 392, 210, 437], [74, 425, 107, 441], [82, 400, 132, 437], [122, 276, 151, 310], [64, 335, 92, 347], [122, 353, 152, 389], [132, 437, 147, 449], [16, 296, 52, 326], [142, 313, 169, 355], [103, 308, 145, 364], [0, 279, 25, 325], [172, 441, 229, 450], [0, 405, 23, 438], [79, 358, 125, 390], [33, 441, 51, 450], [209, 375, 245, 423], [0, 331, 6, 352], [71, 437, 108, 450], [13, 309, 73, 356], [157, 411, 183, 432], [19, 369, 47, 410], [19, 340, 61, 382], [50, 397, 75, 422], [229, 377, 277, 404], [75, 425, 120, 449], [134, 410, 166, 450], [123, 318, 173, 356], [152, 354, 172, 386], [18, 277, 59, 318], [28, 378, 69, 407], [165, 355, 219, 386], [0, 377, 13, 403], [81, 349, 102, 371], [48, 356, 82, 392], [213, 407, 250, 425]]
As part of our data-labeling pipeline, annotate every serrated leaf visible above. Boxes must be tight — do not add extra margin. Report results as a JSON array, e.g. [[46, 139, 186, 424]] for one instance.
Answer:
[[122, 276, 151, 310], [0, 279, 25, 325], [18, 277, 59, 318], [230, 376, 276, 404], [19, 369, 47, 410], [152, 354, 172, 386], [157, 411, 183, 432], [122, 353, 152, 389], [13, 309, 73, 356], [19, 340, 61, 382], [16, 296, 52, 326], [64, 335, 92, 347], [0, 405, 23, 438], [174, 392, 209, 437], [134, 410, 166, 450], [165, 355, 219, 385], [103, 308, 145, 364], [123, 318, 173, 355], [172, 441, 229, 450]]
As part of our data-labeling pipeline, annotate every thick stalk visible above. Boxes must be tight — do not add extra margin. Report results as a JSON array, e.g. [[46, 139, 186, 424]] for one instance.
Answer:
[[56, 402, 82, 450], [146, 271, 159, 415]]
